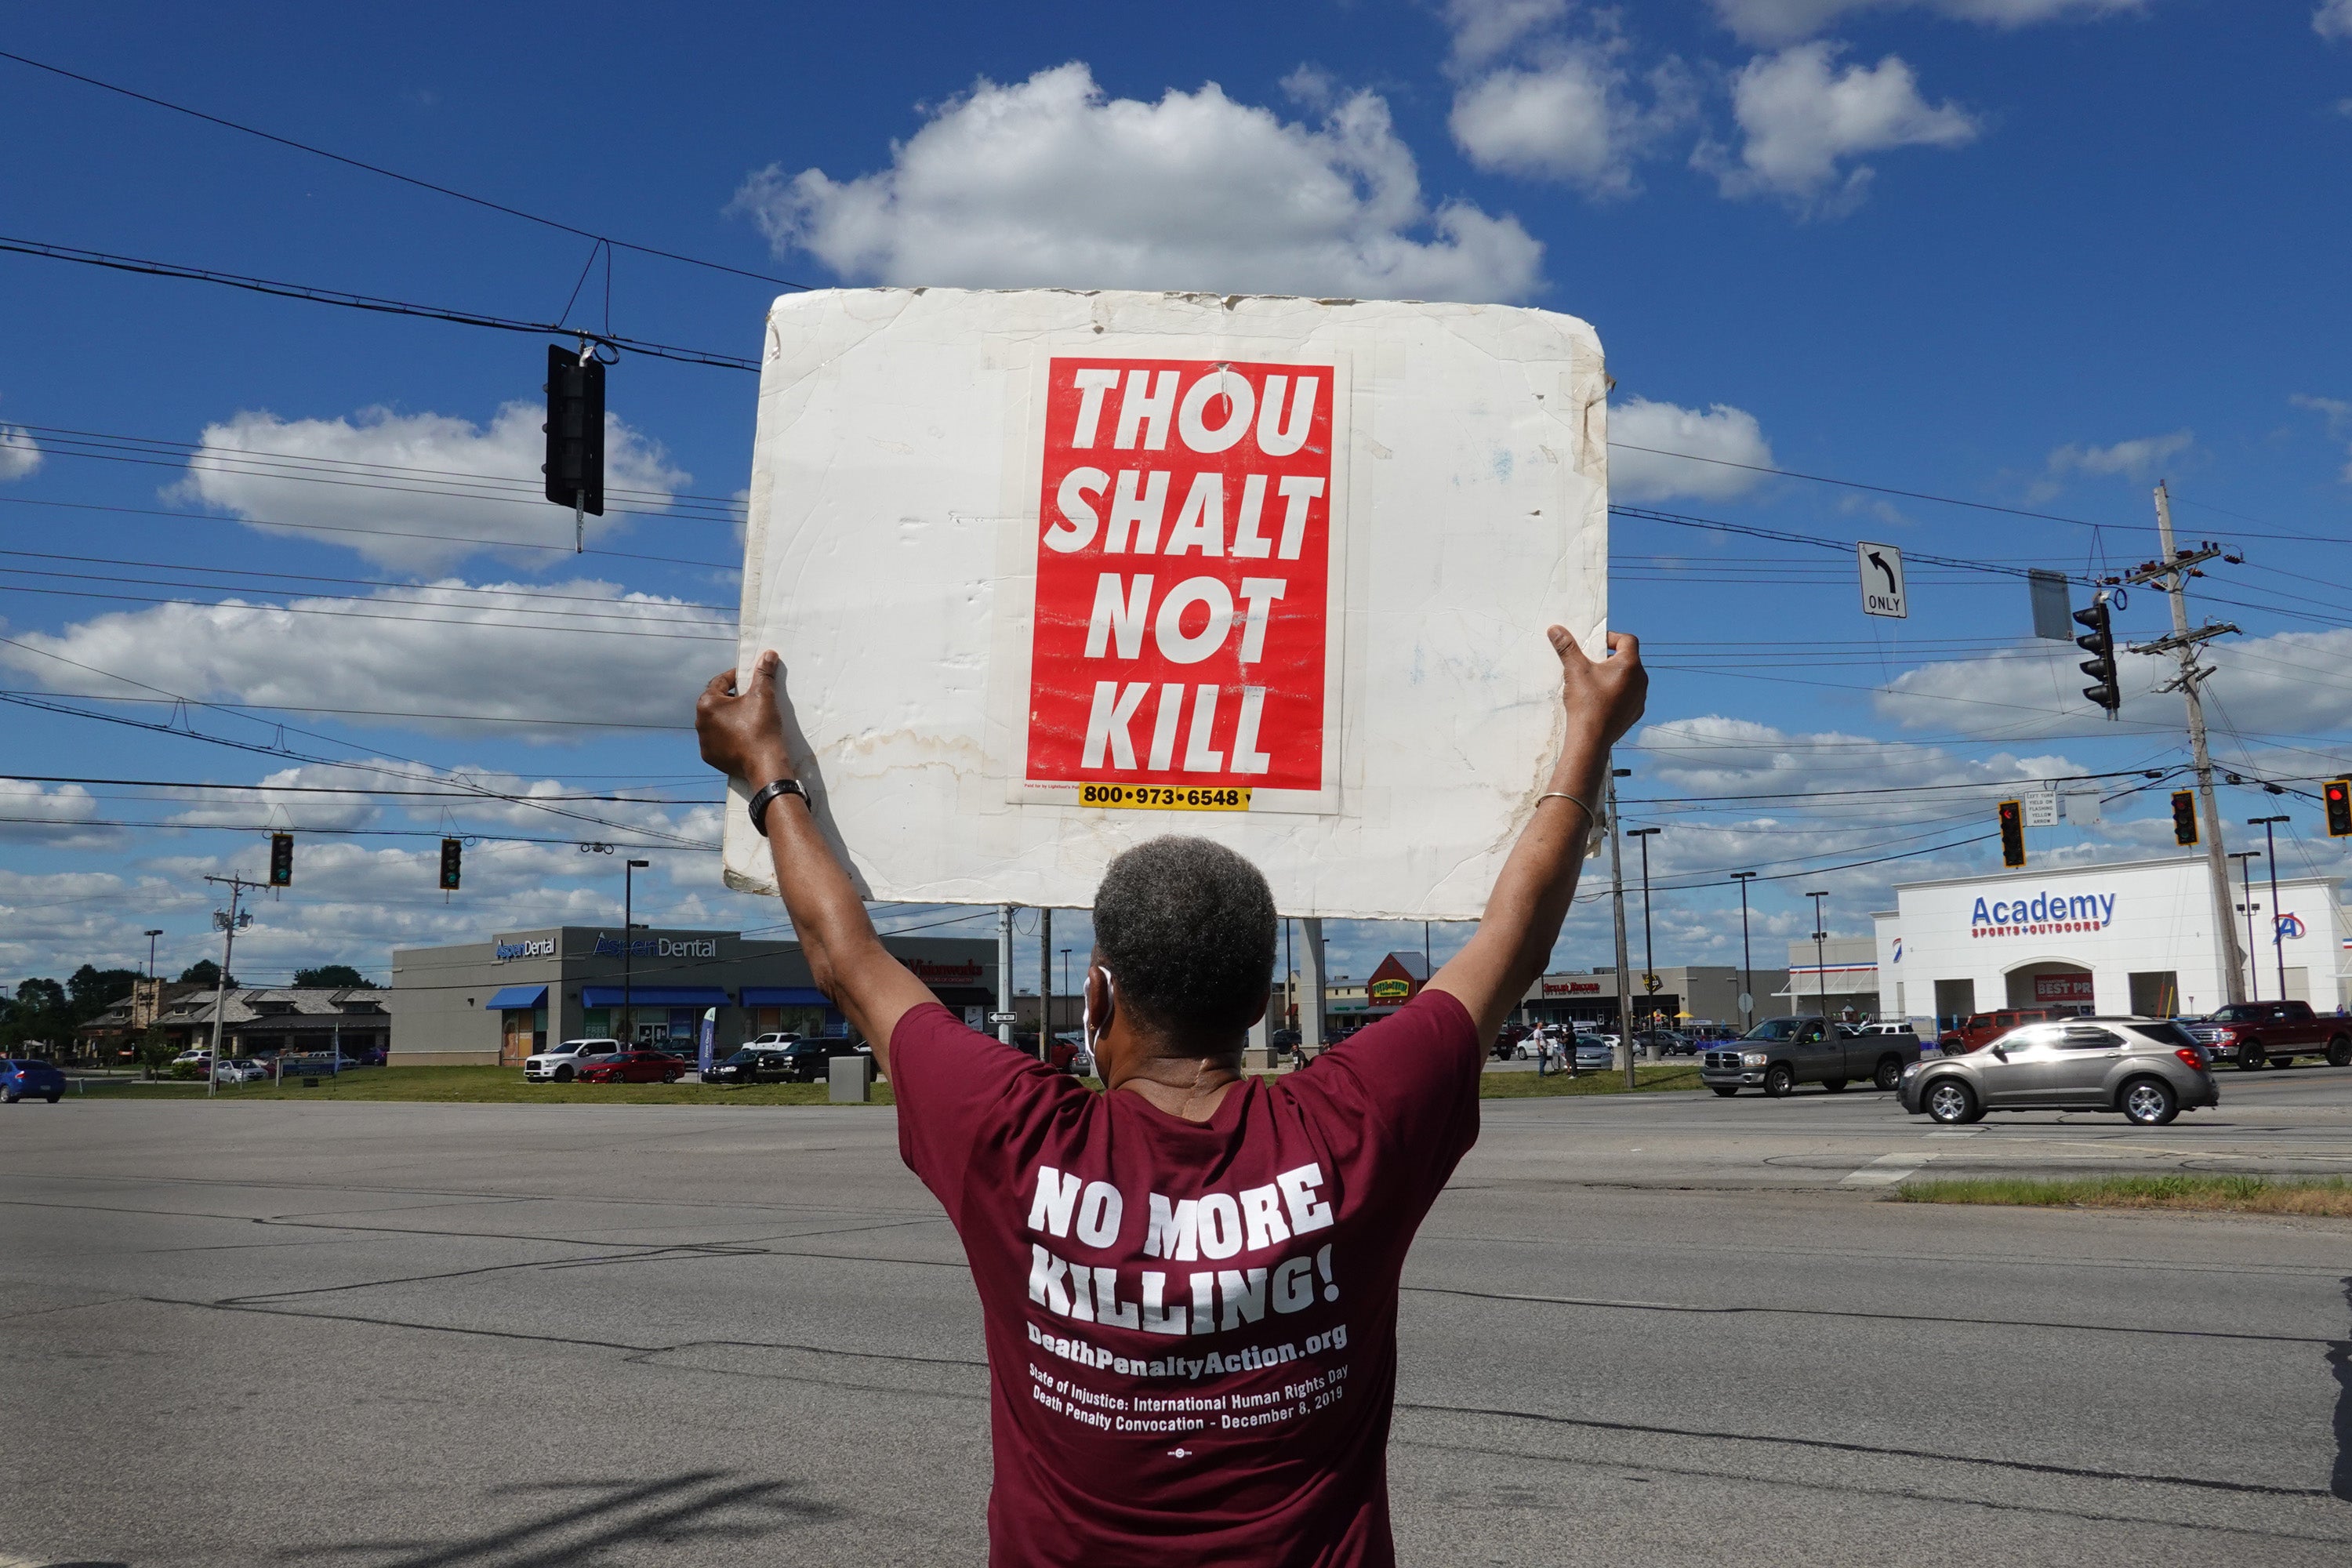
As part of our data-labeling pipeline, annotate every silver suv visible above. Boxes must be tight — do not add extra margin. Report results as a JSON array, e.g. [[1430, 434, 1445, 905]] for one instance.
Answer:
[[1897, 1017, 2217, 1126]]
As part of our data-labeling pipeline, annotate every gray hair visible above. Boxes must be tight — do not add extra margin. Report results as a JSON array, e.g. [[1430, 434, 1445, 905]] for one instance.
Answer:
[[1093, 837, 1278, 1038]]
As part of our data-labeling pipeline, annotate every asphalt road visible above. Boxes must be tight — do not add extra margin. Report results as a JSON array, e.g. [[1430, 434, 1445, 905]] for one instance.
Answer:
[[4, 1073, 2348, 1566]]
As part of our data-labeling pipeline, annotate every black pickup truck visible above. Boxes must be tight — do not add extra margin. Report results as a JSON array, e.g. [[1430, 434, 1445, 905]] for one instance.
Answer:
[[1700, 1016, 1922, 1097], [2181, 1001, 2352, 1070]]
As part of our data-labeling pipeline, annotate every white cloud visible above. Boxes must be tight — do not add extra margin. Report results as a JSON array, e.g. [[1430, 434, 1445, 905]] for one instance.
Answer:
[[0, 424, 41, 483], [1877, 630, 2352, 739], [2292, 394, 2352, 481], [1444, 0, 1573, 67], [2317, 0, 2352, 42], [0, 780, 114, 846], [0, 579, 728, 741], [732, 62, 1544, 303], [1711, 0, 2143, 46], [1450, 50, 1650, 192], [2044, 429, 2193, 481], [1700, 43, 1978, 210], [178, 404, 689, 572], [1609, 397, 1776, 501]]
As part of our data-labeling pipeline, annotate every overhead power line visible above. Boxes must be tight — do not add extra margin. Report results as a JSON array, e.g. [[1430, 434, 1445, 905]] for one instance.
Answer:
[[0, 235, 761, 371], [4, 774, 714, 805], [0, 48, 814, 293]]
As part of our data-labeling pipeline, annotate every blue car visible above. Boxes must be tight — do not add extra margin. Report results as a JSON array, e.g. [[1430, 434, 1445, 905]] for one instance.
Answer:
[[3, 1058, 65, 1103]]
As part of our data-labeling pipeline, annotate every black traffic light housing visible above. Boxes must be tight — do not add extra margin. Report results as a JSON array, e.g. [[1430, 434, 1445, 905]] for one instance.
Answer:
[[2171, 790, 2199, 846], [2073, 598, 2119, 715], [2325, 779, 2352, 838], [269, 831, 294, 887], [543, 343, 604, 515], [1998, 799, 2026, 868], [439, 837, 463, 891]]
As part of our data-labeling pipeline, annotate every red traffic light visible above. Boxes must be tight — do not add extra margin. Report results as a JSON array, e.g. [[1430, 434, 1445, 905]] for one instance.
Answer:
[[1997, 799, 2026, 868], [2326, 779, 2352, 838], [2171, 790, 2199, 847]]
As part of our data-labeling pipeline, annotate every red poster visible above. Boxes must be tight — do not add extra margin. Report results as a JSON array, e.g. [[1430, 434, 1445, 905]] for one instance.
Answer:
[[1025, 357, 1334, 800]]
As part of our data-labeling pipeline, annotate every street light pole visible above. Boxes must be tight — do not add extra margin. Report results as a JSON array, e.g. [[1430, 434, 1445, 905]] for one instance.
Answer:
[[1608, 768, 1633, 1089], [2227, 850, 2261, 1002], [1730, 873, 1757, 1031], [1807, 890, 1832, 1038], [622, 858, 649, 1046], [1628, 827, 1663, 1044], [2250, 816, 2291, 1002], [144, 929, 162, 980]]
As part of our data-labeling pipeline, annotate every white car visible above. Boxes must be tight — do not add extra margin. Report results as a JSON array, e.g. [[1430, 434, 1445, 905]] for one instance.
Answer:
[[524, 1038, 622, 1083], [746, 1031, 801, 1048], [216, 1058, 270, 1084]]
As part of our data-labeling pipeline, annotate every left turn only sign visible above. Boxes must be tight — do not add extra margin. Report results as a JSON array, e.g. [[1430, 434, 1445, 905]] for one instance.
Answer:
[[1857, 542, 1907, 619]]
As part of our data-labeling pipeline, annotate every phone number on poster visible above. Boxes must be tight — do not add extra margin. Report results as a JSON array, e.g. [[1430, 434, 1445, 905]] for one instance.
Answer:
[[1079, 785, 1254, 811]]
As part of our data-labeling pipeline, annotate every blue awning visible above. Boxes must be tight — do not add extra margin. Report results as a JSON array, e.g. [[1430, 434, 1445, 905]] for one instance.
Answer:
[[482, 985, 548, 1011], [580, 986, 731, 1008], [740, 986, 832, 1007]]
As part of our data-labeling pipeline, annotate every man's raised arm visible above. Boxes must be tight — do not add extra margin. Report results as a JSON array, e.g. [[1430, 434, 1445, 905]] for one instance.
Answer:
[[695, 652, 936, 1074], [1426, 628, 1646, 1042]]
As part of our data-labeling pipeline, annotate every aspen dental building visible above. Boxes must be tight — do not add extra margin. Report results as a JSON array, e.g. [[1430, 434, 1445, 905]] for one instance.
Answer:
[[1873, 854, 2349, 1029]]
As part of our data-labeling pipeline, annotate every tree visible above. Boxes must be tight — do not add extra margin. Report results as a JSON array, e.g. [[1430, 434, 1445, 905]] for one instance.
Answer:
[[292, 964, 376, 989], [134, 1026, 175, 1080], [2, 978, 71, 1051], [180, 960, 236, 989], [67, 964, 141, 1022]]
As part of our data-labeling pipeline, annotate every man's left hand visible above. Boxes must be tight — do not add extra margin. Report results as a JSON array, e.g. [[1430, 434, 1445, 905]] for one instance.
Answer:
[[696, 652, 793, 786]]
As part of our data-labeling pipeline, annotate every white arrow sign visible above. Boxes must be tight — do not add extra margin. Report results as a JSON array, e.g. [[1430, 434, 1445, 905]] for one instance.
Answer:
[[1857, 542, 1907, 619]]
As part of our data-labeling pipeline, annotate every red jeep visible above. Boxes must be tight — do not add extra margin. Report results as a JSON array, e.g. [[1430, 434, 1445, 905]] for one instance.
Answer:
[[1937, 1007, 2065, 1054], [2184, 1001, 2352, 1071]]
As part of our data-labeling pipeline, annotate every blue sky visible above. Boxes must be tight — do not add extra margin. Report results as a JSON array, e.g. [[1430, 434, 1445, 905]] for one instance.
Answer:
[[4, 0, 2351, 999]]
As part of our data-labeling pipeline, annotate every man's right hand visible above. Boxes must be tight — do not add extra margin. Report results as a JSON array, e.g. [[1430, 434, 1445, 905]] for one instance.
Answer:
[[696, 652, 795, 787]]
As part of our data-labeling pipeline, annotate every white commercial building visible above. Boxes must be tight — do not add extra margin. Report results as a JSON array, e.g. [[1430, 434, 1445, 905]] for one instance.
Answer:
[[1874, 853, 2349, 1029]]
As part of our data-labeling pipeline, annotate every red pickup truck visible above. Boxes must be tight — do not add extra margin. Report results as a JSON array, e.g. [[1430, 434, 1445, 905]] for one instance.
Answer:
[[2182, 1001, 2352, 1070], [1936, 1007, 2067, 1054]]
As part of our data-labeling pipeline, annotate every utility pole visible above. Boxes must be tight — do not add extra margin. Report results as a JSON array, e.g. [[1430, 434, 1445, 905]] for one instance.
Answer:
[[622, 859, 648, 1045], [1808, 891, 1832, 1036], [1299, 918, 1327, 1056], [997, 905, 1015, 1047], [1039, 907, 1053, 1059], [1608, 768, 1634, 1088], [2251, 815, 2291, 1002], [2228, 850, 2261, 1002], [201, 875, 263, 1097], [2130, 483, 2245, 1004], [1730, 873, 1757, 1030], [1628, 827, 1663, 1048]]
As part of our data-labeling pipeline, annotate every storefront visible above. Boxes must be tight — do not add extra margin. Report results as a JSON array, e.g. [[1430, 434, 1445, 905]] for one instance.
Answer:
[[390, 926, 998, 1067], [1874, 854, 2350, 1030]]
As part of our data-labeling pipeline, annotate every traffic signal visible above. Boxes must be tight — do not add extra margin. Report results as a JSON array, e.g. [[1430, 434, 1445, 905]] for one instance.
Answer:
[[2171, 790, 2199, 846], [2326, 779, 2352, 837], [439, 837, 463, 891], [2073, 599, 2119, 714], [269, 831, 294, 887], [1997, 800, 2026, 868], [543, 343, 604, 515]]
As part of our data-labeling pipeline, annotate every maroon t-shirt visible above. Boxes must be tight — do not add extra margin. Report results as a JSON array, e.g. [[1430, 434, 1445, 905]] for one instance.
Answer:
[[892, 987, 1482, 1566]]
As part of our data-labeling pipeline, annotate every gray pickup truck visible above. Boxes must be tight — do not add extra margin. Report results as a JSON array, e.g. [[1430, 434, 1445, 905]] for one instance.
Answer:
[[1701, 1016, 1923, 1097]]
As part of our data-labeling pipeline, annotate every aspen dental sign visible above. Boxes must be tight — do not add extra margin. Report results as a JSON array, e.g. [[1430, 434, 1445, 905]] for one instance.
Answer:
[[725, 289, 1609, 920], [1971, 889, 2118, 938]]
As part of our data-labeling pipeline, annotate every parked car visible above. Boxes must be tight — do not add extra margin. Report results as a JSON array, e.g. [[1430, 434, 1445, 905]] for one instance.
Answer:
[[2180, 1000, 2352, 1070], [216, 1058, 270, 1085], [1900, 1017, 2217, 1126], [1491, 1023, 1531, 1061], [2, 1058, 65, 1103], [766, 1038, 872, 1083], [1570, 1034, 1615, 1072], [704, 1046, 800, 1086], [745, 1031, 800, 1048], [1856, 1021, 1919, 1040], [1936, 1007, 2067, 1054], [576, 1048, 687, 1085], [1271, 1029, 1301, 1051], [524, 1038, 622, 1083], [1632, 1029, 1691, 1057], [1700, 1016, 1921, 1098]]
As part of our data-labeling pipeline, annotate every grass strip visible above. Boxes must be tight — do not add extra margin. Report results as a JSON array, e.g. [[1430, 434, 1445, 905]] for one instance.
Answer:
[[74, 1060, 1705, 1106], [1897, 1173, 2352, 1217]]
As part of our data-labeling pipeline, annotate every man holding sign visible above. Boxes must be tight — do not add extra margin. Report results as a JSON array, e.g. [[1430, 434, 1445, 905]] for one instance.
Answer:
[[695, 621, 1644, 1565]]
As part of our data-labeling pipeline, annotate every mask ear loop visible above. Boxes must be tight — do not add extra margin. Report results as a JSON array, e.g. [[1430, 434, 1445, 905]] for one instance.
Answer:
[[1084, 967, 1115, 1054]]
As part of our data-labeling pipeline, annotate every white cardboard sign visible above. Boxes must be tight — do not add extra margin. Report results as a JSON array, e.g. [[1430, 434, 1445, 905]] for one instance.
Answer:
[[724, 289, 1609, 920]]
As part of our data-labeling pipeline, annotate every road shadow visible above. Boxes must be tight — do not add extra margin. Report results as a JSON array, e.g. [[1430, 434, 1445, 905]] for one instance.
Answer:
[[285, 1468, 843, 1567], [2332, 1277, 2352, 1504]]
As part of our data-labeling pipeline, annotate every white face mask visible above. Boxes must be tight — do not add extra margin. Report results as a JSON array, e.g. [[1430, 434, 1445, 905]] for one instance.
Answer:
[[1084, 967, 1115, 1054]]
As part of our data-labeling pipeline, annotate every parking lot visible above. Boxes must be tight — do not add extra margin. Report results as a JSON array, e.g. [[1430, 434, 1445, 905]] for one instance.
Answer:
[[5, 1073, 2348, 1566]]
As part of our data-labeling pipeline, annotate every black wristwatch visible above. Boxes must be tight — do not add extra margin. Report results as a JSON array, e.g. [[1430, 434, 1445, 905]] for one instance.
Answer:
[[746, 778, 808, 837]]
